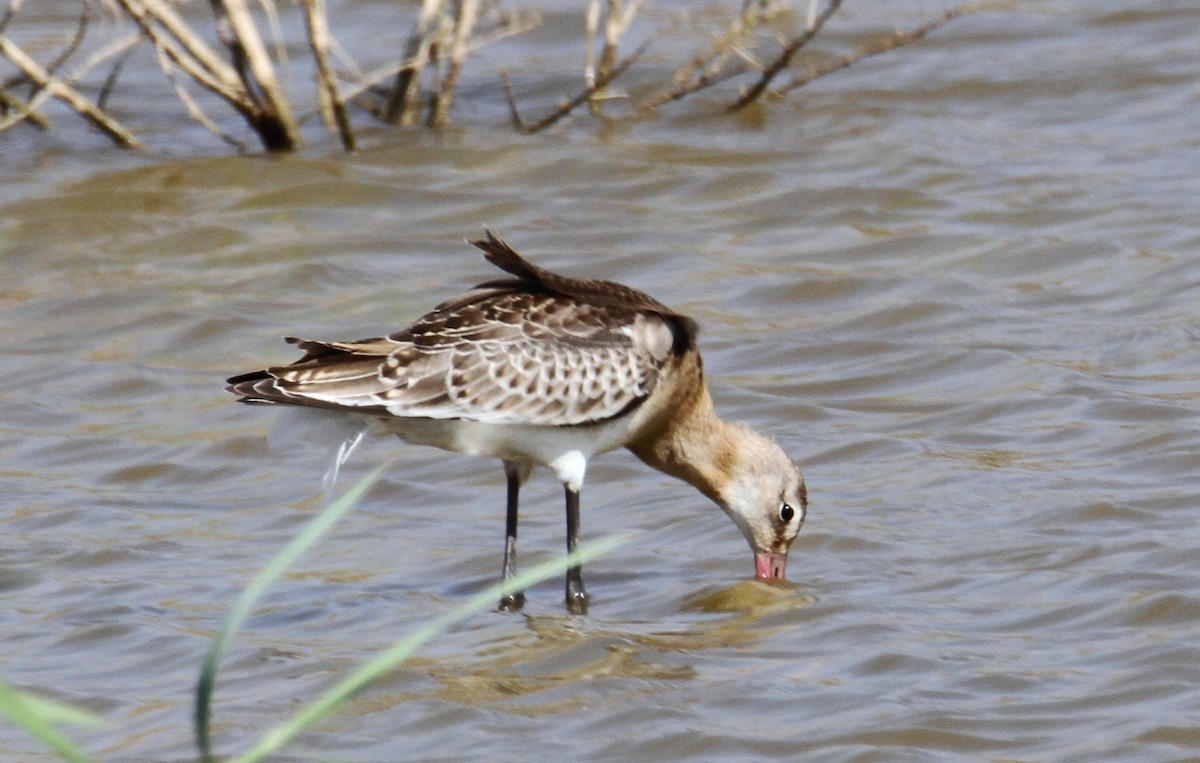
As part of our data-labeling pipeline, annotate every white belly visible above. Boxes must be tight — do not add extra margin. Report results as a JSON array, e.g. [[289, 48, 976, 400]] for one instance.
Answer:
[[379, 414, 637, 467]]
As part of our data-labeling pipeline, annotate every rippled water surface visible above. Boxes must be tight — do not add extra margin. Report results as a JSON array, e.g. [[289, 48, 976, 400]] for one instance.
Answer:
[[2, 1, 1199, 760]]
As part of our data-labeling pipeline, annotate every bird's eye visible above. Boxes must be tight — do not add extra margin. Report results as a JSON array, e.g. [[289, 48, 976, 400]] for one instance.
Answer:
[[780, 503, 795, 523]]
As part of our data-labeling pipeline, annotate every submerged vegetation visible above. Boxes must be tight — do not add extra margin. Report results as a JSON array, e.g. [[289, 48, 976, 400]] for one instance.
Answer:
[[0, 466, 625, 761], [0, 0, 988, 152]]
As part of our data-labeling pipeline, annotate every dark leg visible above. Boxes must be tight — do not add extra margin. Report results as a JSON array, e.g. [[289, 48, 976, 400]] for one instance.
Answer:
[[564, 486, 589, 615], [498, 462, 526, 612]]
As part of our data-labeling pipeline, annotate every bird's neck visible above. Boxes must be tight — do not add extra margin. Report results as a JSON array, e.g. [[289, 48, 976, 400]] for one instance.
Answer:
[[627, 358, 739, 507]]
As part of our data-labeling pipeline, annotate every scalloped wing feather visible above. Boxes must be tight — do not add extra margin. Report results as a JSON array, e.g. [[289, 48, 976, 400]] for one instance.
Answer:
[[234, 289, 678, 426], [228, 234, 694, 427]]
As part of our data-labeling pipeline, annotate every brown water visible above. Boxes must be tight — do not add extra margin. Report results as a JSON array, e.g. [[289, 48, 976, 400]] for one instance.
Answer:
[[2, 1, 1199, 760]]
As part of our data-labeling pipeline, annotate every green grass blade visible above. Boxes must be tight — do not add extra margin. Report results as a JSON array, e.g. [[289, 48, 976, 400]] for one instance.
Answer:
[[231, 533, 627, 763], [0, 681, 100, 763], [195, 464, 389, 761]]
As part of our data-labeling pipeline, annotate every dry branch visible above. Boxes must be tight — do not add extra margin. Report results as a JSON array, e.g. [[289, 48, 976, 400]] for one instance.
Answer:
[[1, 25, 141, 134], [97, 40, 137, 112], [152, 39, 247, 149], [0, 2, 16, 36], [384, 0, 440, 125], [350, 7, 536, 111], [584, 0, 599, 88], [301, 0, 354, 149], [589, 0, 642, 86], [771, 2, 992, 99], [728, 0, 842, 111], [0, 0, 989, 151], [117, 0, 250, 106], [43, 0, 92, 80], [582, 0, 643, 118], [0, 32, 143, 148], [506, 0, 633, 130], [429, 0, 481, 127], [639, 0, 785, 110], [114, 0, 302, 150], [209, 0, 302, 150], [0, 84, 51, 129], [502, 40, 648, 133]]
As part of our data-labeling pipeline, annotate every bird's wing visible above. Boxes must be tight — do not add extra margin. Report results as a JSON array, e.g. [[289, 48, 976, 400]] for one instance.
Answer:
[[226, 232, 696, 426], [229, 289, 680, 426]]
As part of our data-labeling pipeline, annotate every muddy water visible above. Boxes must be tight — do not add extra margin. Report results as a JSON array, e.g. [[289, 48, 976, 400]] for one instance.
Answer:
[[2, 1, 1199, 760]]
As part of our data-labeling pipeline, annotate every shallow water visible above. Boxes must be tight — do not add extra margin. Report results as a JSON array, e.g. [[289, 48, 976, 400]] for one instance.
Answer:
[[2, 1, 1199, 760]]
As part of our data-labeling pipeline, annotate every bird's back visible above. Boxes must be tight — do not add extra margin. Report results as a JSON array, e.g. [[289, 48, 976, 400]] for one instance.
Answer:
[[227, 232, 697, 429]]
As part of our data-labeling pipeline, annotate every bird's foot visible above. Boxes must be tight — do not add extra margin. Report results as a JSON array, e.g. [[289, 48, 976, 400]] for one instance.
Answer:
[[565, 583, 589, 615], [498, 590, 526, 612]]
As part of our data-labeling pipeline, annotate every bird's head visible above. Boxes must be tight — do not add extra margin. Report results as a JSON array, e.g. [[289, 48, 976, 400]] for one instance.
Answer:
[[716, 426, 807, 581]]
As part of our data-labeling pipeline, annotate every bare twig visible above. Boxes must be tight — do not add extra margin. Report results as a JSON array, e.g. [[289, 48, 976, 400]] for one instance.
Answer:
[[641, 62, 745, 110], [97, 42, 135, 112], [117, 0, 301, 150], [3, 0, 91, 116], [15, 0, 93, 106], [728, 0, 842, 111], [1, 0, 44, 127], [429, 0, 480, 127], [499, 67, 523, 129], [0, 86, 52, 129], [584, 0, 599, 88], [117, 0, 250, 106], [583, 0, 642, 117], [346, 8, 537, 109], [152, 41, 247, 150], [385, 0, 440, 125], [0, 0, 20, 38], [209, 0, 301, 150], [598, 0, 642, 84], [301, 0, 354, 149], [505, 40, 648, 134], [2, 29, 139, 133], [772, 2, 992, 98], [1, 0, 983, 148], [259, 0, 289, 90], [0, 33, 143, 148], [638, 0, 783, 110]]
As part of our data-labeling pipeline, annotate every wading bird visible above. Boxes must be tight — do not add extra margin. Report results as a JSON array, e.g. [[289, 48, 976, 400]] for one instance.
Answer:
[[227, 231, 806, 614]]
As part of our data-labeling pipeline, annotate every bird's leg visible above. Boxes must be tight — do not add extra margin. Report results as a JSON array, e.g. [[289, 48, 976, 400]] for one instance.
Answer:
[[498, 461, 526, 611], [564, 486, 589, 614]]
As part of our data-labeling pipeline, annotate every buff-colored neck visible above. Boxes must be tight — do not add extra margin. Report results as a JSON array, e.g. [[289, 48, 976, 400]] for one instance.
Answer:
[[627, 356, 741, 507]]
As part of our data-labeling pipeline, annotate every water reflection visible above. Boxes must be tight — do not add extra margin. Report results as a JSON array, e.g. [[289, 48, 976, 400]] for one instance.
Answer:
[[680, 579, 808, 614], [373, 582, 813, 711]]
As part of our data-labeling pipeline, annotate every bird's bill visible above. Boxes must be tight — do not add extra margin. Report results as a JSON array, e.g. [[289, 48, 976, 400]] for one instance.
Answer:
[[754, 551, 787, 581]]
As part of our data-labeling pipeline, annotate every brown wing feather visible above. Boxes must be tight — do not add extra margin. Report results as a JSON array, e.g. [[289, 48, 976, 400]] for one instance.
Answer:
[[372, 288, 672, 424], [471, 230, 698, 352], [227, 233, 691, 425]]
